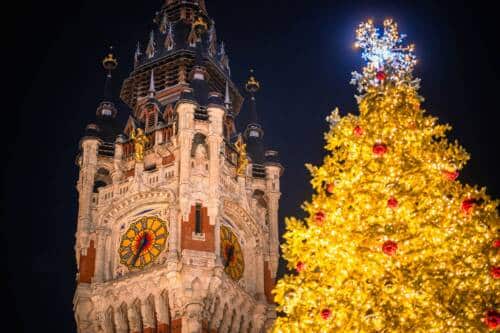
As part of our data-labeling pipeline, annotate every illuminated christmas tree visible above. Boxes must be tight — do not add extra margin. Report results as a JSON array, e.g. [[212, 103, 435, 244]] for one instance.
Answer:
[[273, 19, 500, 332]]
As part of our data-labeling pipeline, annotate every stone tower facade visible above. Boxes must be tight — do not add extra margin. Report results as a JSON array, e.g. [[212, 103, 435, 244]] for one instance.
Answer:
[[73, 1, 283, 332]]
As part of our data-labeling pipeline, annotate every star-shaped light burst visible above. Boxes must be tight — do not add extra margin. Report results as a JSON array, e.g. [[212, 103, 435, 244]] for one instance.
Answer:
[[351, 19, 419, 93]]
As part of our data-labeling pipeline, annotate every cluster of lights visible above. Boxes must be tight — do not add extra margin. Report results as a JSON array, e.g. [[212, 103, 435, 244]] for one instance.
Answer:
[[351, 19, 419, 93], [272, 19, 499, 332]]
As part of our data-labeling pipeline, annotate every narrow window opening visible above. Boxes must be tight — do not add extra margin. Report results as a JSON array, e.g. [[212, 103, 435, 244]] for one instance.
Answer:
[[195, 203, 202, 234]]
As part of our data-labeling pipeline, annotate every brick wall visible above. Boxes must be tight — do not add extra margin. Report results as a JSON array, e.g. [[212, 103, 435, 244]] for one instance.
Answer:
[[181, 205, 215, 252], [171, 318, 182, 333], [78, 240, 96, 283]]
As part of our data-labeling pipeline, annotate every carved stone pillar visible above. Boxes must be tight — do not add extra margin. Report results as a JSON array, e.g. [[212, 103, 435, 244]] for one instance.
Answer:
[[114, 306, 128, 333], [93, 227, 110, 283], [127, 304, 142, 333], [168, 207, 179, 260], [217, 304, 230, 333], [177, 103, 195, 220], [141, 299, 156, 332], [184, 302, 203, 333], [155, 293, 170, 333]]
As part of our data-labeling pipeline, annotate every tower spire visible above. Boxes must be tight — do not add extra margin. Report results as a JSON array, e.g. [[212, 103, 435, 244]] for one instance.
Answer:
[[148, 70, 156, 97], [245, 69, 261, 128], [97, 47, 118, 118]]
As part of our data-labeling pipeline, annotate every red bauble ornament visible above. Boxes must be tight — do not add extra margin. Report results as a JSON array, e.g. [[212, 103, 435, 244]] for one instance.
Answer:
[[387, 197, 399, 209], [493, 239, 500, 248], [373, 143, 388, 156], [461, 198, 476, 215], [353, 126, 364, 137], [442, 170, 459, 181], [382, 240, 398, 256], [491, 266, 500, 279], [484, 310, 500, 329], [376, 71, 387, 81], [296, 262, 305, 273], [321, 309, 332, 320], [326, 183, 335, 194], [314, 211, 326, 226]]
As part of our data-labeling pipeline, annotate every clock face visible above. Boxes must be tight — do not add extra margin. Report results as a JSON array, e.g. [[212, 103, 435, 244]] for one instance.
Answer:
[[220, 226, 244, 281], [119, 216, 168, 270]]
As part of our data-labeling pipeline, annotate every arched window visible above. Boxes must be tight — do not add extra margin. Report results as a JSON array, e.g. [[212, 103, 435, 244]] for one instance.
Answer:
[[93, 168, 112, 193]]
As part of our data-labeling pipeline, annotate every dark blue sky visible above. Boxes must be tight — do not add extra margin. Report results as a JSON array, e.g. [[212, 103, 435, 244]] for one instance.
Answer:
[[2, 0, 499, 331]]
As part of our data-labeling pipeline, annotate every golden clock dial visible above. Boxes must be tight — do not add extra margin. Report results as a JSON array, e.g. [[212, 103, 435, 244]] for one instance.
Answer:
[[220, 226, 244, 281], [119, 216, 168, 270]]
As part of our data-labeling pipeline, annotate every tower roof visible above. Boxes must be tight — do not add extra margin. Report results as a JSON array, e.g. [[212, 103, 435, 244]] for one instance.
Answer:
[[120, 0, 243, 116], [85, 49, 121, 147]]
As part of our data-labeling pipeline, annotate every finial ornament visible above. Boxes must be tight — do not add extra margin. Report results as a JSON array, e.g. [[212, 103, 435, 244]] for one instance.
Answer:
[[208, 23, 217, 57], [148, 70, 156, 97], [159, 13, 168, 34], [245, 69, 260, 93], [146, 31, 156, 59], [164, 23, 175, 51], [130, 128, 149, 162], [350, 19, 418, 94], [192, 15, 208, 36], [234, 135, 248, 177], [134, 42, 142, 67], [102, 47, 118, 73]]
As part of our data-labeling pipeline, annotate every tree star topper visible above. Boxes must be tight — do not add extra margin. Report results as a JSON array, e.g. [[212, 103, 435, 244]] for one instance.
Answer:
[[351, 19, 419, 93]]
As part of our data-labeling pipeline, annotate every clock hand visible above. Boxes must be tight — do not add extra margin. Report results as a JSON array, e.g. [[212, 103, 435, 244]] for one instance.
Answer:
[[132, 235, 148, 266], [225, 246, 234, 268]]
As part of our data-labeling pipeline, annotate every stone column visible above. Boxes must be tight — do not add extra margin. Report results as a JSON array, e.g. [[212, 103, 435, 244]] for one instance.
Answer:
[[76, 138, 99, 254], [184, 302, 203, 333], [168, 207, 179, 261], [114, 307, 128, 333], [127, 304, 142, 333], [207, 105, 224, 221], [112, 138, 124, 183], [177, 102, 196, 220], [93, 227, 110, 283], [155, 293, 170, 333], [141, 299, 156, 332]]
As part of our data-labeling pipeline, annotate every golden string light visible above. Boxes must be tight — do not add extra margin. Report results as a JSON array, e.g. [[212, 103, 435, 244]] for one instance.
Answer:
[[272, 19, 499, 332]]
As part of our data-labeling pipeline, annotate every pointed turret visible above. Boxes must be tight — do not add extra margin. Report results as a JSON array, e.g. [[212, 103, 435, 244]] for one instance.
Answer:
[[84, 48, 121, 153], [97, 48, 118, 118], [134, 42, 142, 68], [243, 70, 266, 176], [146, 30, 156, 59], [148, 70, 156, 98]]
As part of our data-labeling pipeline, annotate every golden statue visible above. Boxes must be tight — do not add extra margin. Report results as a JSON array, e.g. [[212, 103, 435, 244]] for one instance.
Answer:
[[234, 135, 248, 176], [130, 128, 149, 162]]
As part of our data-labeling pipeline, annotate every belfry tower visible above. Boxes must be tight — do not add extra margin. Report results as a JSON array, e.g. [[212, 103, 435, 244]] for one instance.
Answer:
[[73, 1, 283, 332]]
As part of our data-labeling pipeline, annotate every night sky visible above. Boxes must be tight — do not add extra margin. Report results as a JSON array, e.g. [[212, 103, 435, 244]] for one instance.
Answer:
[[2, 0, 499, 331]]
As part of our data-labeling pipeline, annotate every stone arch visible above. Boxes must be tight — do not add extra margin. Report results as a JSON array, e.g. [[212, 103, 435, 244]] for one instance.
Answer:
[[94, 167, 113, 193], [190, 133, 209, 159], [100, 190, 176, 226], [222, 199, 261, 241]]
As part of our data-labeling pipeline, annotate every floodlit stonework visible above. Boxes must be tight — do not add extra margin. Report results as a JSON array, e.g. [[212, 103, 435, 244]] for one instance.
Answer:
[[73, 2, 282, 332]]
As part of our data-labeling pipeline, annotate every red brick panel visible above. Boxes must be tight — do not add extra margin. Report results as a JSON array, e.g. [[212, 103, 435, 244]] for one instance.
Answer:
[[143, 328, 154, 333], [264, 260, 276, 304], [162, 154, 175, 166], [157, 323, 169, 333], [181, 205, 215, 252], [125, 168, 135, 178], [171, 318, 182, 333], [78, 240, 96, 283]]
